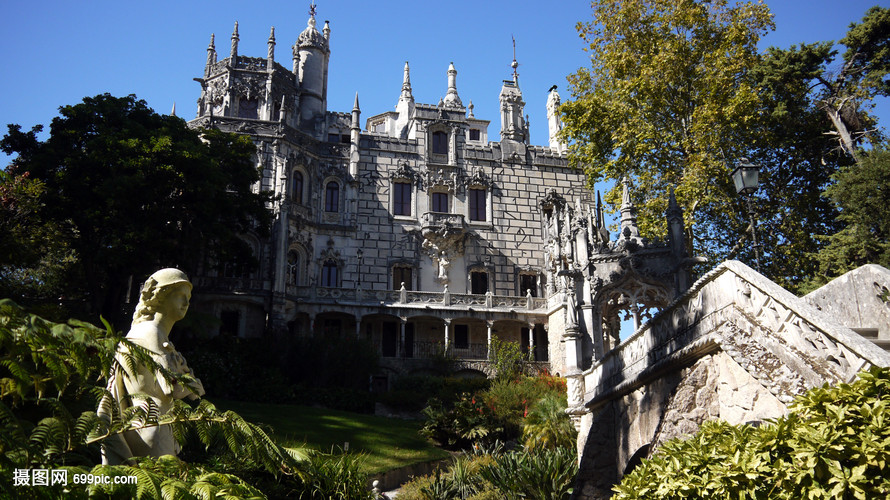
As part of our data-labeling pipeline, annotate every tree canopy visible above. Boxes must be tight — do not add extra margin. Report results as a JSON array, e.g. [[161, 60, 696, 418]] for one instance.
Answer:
[[561, 2, 890, 292], [1, 94, 272, 326], [561, 0, 774, 254]]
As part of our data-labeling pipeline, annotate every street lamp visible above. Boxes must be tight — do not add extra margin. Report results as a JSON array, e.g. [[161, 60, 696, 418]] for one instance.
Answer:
[[731, 159, 761, 272]]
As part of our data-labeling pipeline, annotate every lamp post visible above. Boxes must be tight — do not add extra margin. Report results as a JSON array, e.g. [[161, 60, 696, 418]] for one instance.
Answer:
[[731, 159, 761, 273]]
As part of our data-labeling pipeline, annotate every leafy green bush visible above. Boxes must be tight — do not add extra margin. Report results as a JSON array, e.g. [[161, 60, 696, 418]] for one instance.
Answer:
[[379, 375, 490, 412], [614, 366, 890, 499], [419, 374, 569, 451], [398, 447, 577, 500], [477, 446, 578, 500], [488, 337, 527, 380], [420, 395, 506, 450], [522, 393, 576, 451]]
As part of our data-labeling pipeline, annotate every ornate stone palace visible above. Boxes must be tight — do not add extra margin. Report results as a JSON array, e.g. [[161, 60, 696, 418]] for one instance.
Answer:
[[186, 9, 613, 379], [185, 8, 890, 499]]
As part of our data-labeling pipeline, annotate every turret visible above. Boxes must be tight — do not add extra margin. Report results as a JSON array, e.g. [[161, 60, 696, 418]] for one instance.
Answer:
[[443, 62, 462, 108], [499, 38, 526, 142], [295, 3, 331, 128]]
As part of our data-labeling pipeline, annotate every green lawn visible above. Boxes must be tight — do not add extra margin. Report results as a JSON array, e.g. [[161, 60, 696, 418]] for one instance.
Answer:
[[213, 399, 449, 474]]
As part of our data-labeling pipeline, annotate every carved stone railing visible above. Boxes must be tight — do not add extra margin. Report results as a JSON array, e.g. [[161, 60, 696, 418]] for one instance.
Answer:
[[194, 276, 268, 293], [284, 284, 548, 312], [572, 260, 890, 413], [421, 212, 467, 234]]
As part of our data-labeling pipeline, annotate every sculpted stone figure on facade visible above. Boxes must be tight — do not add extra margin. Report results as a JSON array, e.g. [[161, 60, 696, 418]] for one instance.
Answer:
[[98, 269, 205, 465]]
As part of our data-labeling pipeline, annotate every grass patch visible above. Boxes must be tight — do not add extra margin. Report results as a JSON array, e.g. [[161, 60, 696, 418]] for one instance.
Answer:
[[213, 399, 449, 474]]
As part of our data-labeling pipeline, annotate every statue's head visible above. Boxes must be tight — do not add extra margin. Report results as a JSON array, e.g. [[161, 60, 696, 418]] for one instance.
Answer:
[[132, 268, 193, 325]]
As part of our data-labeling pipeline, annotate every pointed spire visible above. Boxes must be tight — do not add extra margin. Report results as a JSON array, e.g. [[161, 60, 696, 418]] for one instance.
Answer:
[[511, 35, 520, 84], [205, 33, 217, 77], [171, 102, 176, 116], [619, 177, 641, 242], [267, 27, 276, 70], [667, 187, 683, 221], [443, 62, 462, 108], [400, 61, 413, 100], [351, 93, 361, 130], [230, 21, 239, 60]]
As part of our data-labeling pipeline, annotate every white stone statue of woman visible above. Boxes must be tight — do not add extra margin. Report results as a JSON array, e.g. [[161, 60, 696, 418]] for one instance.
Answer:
[[99, 268, 205, 465]]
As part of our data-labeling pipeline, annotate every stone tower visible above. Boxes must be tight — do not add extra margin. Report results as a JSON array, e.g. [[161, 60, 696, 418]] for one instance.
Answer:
[[294, 4, 331, 131]]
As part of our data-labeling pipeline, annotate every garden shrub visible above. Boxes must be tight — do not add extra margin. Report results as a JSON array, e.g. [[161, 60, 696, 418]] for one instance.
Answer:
[[398, 447, 577, 500], [379, 375, 490, 412], [614, 366, 890, 499], [419, 374, 569, 451]]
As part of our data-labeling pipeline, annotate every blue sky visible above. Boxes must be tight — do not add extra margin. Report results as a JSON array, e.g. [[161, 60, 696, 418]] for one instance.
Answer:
[[0, 0, 886, 154]]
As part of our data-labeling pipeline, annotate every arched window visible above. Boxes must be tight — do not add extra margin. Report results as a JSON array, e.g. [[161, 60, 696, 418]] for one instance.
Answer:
[[293, 171, 304, 204], [321, 260, 338, 287], [287, 251, 300, 285], [432, 131, 448, 155], [324, 181, 339, 212]]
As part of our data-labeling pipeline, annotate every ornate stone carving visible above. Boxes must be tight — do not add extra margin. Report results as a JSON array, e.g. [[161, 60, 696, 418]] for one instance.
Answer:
[[231, 75, 265, 100], [390, 160, 420, 185], [420, 212, 468, 284], [462, 166, 493, 189], [420, 165, 460, 193]]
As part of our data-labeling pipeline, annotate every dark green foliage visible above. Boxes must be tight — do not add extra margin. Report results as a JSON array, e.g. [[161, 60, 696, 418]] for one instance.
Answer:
[[1, 94, 273, 326], [299, 451, 375, 500], [477, 446, 578, 500], [421, 395, 506, 450], [181, 332, 379, 412], [488, 338, 527, 381], [420, 375, 570, 452], [282, 334, 380, 391], [179, 335, 295, 403], [522, 394, 576, 451], [400, 447, 578, 500], [378, 375, 490, 412], [614, 366, 890, 499], [803, 145, 890, 291]]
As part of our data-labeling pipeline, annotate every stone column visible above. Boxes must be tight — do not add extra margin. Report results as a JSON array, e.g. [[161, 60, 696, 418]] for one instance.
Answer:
[[528, 322, 536, 361], [443, 318, 452, 353], [355, 317, 362, 338], [399, 317, 407, 357], [486, 321, 494, 359]]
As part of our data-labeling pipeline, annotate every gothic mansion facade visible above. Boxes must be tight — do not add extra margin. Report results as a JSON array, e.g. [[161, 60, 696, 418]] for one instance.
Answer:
[[188, 12, 586, 376]]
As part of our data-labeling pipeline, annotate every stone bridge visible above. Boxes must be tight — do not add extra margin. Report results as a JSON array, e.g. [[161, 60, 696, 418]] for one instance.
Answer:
[[569, 261, 890, 499]]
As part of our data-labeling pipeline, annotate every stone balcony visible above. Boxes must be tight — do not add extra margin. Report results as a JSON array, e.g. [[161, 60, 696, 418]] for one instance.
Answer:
[[285, 284, 551, 313]]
